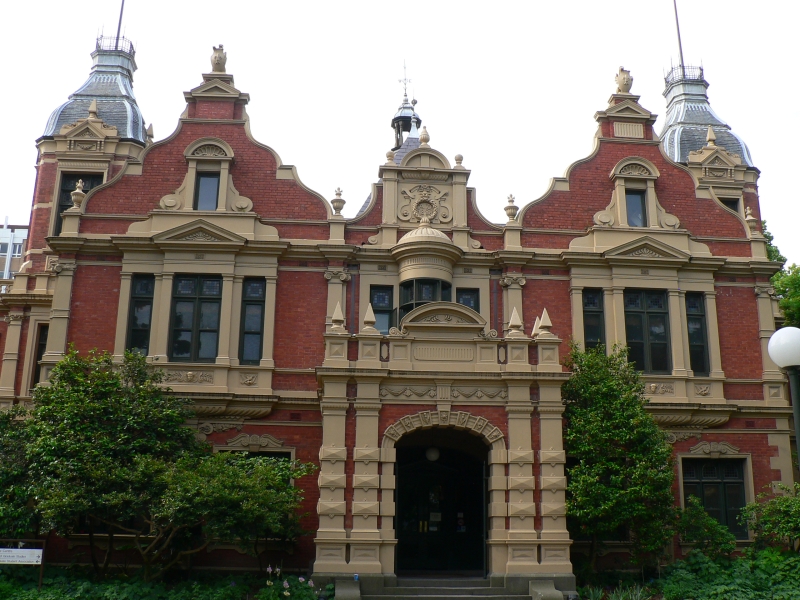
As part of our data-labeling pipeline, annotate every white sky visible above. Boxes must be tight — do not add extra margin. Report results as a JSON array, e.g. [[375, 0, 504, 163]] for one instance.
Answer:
[[2, 0, 798, 265]]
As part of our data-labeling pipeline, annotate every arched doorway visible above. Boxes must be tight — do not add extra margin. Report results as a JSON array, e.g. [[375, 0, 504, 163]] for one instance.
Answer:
[[395, 428, 488, 575]]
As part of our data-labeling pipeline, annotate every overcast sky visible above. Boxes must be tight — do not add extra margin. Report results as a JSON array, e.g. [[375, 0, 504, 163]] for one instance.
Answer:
[[2, 1, 797, 265]]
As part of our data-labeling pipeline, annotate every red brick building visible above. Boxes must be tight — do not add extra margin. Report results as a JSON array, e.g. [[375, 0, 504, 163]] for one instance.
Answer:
[[0, 39, 794, 596]]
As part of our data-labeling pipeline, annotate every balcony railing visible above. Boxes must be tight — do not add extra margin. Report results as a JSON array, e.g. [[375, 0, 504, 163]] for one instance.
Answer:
[[95, 35, 135, 55], [665, 65, 705, 85]]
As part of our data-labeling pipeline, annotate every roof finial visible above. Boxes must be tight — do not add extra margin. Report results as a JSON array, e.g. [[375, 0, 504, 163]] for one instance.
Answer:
[[88, 99, 98, 119], [615, 67, 633, 94], [331, 302, 346, 333], [331, 188, 346, 215], [507, 307, 526, 339], [362, 304, 379, 334], [672, 0, 687, 78], [399, 61, 411, 97], [211, 45, 227, 73], [504, 194, 519, 222], [419, 126, 430, 148], [706, 125, 717, 147]]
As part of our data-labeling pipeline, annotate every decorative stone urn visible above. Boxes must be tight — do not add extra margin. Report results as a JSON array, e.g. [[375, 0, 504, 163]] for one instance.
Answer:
[[615, 67, 633, 93], [211, 45, 227, 73]]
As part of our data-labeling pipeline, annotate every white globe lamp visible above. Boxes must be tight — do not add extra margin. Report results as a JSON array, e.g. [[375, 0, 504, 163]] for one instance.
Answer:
[[767, 326, 800, 466]]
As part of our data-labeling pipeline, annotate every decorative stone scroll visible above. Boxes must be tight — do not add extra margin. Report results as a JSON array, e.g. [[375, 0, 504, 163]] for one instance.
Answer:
[[665, 431, 701, 444], [451, 388, 508, 399], [382, 409, 504, 446], [226, 433, 284, 449], [164, 370, 213, 384], [647, 382, 674, 395], [618, 163, 651, 176], [689, 441, 740, 455]]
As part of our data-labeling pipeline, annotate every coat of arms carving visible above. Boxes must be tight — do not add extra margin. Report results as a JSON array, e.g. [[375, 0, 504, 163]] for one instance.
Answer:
[[398, 184, 451, 224]]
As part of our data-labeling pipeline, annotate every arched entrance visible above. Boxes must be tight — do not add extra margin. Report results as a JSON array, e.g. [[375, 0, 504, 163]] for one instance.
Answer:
[[395, 428, 488, 575]]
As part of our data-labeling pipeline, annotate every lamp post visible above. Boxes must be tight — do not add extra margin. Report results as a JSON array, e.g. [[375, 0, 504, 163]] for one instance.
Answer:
[[768, 326, 800, 470]]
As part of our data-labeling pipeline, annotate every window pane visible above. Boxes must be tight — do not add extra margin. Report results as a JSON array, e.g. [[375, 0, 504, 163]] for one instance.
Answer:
[[244, 304, 262, 332], [626, 191, 646, 227], [648, 315, 668, 342], [686, 294, 704, 314], [201, 279, 221, 296], [687, 317, 705, 344], [370, 287, 393, 310], [584, 314, 604, 345], [173, 301, 194, 329], [683, 463, 697, 480], [400, 281, 414, 305], [195, 174, 220, 210], [628, 343, 646, 372], [646, 292, 666, 311], [176, 279, 197, 295], [583, 291, 602, 310], [197, 331, 218, 359], [244, 280, 265, 299], [703, 485, 723, 522], [199, 302, 220, 330], [418, 280, 436, 302], [375, 312, 391, 335], [689, 346, 708, 375], [172, 331, 192, 358], [242, 333, 261, 362], [132, 300, 152, 328], [441, 282, 452, 302], [624, 292, 642, 310], [457, 289, 479, 311], [650, 344, 670, 372], [625, 313, 644, 342], [133, 276, 155, 296], [129, 330, 149, 354]]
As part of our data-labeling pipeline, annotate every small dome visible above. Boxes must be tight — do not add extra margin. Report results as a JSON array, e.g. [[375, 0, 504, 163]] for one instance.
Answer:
[[397, 223, 452, 245]]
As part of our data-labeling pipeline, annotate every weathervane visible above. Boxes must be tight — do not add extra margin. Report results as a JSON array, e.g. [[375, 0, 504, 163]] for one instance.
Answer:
[[399, 61, 411, 96]]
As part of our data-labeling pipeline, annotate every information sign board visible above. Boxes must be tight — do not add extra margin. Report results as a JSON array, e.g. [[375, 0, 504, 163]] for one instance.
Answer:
[[0, 548, 44, 564]]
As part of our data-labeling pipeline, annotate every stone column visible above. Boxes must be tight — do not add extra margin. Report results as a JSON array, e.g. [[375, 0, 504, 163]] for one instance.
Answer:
[[260, 275, 277, 370], [350, 379, 383, 573], [505, 386, 538, 574], [500, 275, 526, 335], [112, 272, 133, 361], [215, 274, 235, 366], [42, 261, 78, 371], [668, 290, 688, 377], [609, 286, 626, 347], [537, 380, 571, 572], [151, 273, 173, 362], [324, 269, 350, 330], [314, 378, 350, 573], [0, 312, 25, 403], [704, 291, 725, 379], [228, 275, 244, 365], [570, 286, 584, 348]]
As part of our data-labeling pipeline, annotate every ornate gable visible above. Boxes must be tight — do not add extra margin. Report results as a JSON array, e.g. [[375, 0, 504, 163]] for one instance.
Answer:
[[153, 219, 248, 249], [604, 236, 690, 263]]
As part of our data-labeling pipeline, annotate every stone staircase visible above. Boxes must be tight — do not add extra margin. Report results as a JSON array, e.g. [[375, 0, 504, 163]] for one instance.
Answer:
[[360, 577, 569, 600]]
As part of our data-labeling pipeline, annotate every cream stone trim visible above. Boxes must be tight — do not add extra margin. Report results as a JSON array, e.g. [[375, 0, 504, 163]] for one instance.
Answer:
[[0, 311, 26, 401], [50, 166, 108, 237]]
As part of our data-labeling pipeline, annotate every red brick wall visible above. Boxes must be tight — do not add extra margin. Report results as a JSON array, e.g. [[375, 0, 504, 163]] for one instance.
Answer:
[[472, 233, 503, 251], [466, 190, 499, 231], [715, 286, 763, 381], [273, 271, 326, 369], [85, 122, 329, 222], [67, 265, 122, 353], [26, 161, 58, 257], [520, 232, 577, 249], [522, 279, 572, 361], [194, 100, 235, 120], [350, 187, 383, 227], [79, 218, 136, 235], [519, 142, 748, 245]]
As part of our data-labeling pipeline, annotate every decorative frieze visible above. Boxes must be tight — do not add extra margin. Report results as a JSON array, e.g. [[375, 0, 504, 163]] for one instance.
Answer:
[[163, 370, 214, 384], [382, 409, 504, 444], [689, 441, 740, 455]]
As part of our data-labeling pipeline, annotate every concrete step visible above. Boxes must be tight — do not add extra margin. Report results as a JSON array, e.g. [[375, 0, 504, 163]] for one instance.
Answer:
[[371, 588, 511, 596], [395, 578, 491, 588]]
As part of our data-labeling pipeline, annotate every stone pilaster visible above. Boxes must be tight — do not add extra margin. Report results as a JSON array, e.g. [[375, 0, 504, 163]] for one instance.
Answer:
[[0, 312, 26, 402], [324, 269, 351, 331], [41, 261, 78, 378]]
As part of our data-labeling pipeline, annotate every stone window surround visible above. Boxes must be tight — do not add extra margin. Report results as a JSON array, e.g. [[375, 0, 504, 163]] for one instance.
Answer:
[[112, 262, 279, 391], [570, 273, 725, 392], [49, 166, 107, 236], [676, 451, 755, 541], [183, 138, 234, 212], [612, 157, 661, 228]]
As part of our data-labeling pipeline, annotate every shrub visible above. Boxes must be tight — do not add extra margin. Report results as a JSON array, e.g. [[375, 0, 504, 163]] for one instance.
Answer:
[[678, 496, 737, 560], [741, 483, 800, 552]]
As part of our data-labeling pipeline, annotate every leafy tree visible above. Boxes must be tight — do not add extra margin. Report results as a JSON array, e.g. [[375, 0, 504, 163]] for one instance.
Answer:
[[762, 220, 787, 265], [678, 496, 736, 560], [772, 263, 800, 327], [563, 344, 676, 571], [741, 483, 800, 553], [0, 349, 315, 581]]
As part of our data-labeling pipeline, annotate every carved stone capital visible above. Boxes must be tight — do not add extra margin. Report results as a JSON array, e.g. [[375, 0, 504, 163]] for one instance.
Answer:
[[754, 285, 775, 298], [499, 275, 526, 288], [324, 270, 351, 282]]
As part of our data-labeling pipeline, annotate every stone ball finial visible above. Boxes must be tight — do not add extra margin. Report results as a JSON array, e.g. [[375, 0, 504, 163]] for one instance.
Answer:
[[455, 154, 463, 166], [411, 98, 417, 107], [504, 194, 519, 222], [419, 126, 430, 148], [386, 150, 396, 165], [615, 66, 633, 94], [331, 188, 346, 215], [211, 45, 227, 73]]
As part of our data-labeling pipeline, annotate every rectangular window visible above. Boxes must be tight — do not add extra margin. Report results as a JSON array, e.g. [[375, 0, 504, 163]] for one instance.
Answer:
[[399, 279, 452, 320], [55, 173, 103, 236], [624, 290, 670, 373], [582, 289, 605, 350], [169, 275, 222, 362], [240, 278, 266, 365], [370, 286, 395, 335], [720, 198, 740, 213], [686, 293, 709, 376], [0, 243, 7, 255], [456, 288, 480, 312], [11, 243, 22, 257], [32, 324, 49, 387], [626, 190, 647, 227], [683, 458, 747, 539], [126, 275, 155, 355], [194, 173, 220, 210]]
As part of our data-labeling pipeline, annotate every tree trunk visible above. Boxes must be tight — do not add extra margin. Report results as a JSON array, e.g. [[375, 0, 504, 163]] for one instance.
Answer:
[[87, 519, 101, 577], [589, 534, 598, 573]]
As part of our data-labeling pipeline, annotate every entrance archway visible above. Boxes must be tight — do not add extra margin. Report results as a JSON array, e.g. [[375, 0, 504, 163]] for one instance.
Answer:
[[395, 428, 488, 575]]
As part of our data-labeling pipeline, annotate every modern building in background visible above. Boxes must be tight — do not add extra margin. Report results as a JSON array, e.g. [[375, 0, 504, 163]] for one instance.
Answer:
[[0, 219, 28, 281], [0, 34, 794, 598]]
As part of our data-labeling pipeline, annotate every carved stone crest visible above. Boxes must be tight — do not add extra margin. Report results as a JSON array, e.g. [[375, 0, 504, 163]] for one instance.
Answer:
[[240, 373, 258, 386], [179, 231, 220, 242], [192, 144, 227, 157], [398, 184, 451, 224], [619, 163, 651, 176]]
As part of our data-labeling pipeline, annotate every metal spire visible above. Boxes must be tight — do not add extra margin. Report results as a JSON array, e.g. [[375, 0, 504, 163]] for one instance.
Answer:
[[115, 0, 126, 50], [672, 0, 686, 78], [399, 61, 411, 97]]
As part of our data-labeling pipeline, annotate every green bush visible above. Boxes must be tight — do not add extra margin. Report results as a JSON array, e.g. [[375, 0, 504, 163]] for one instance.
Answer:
[[255, 571, 324, 600], [678, 496, 737, 560], [741, 483, 800, 552], [659, 548, 800, 600]]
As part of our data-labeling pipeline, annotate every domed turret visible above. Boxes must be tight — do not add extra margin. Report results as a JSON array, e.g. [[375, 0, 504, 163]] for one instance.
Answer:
[[660, 66, 753, 166], [42, 36, 147, 145], [391, 92, 422, 152]]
